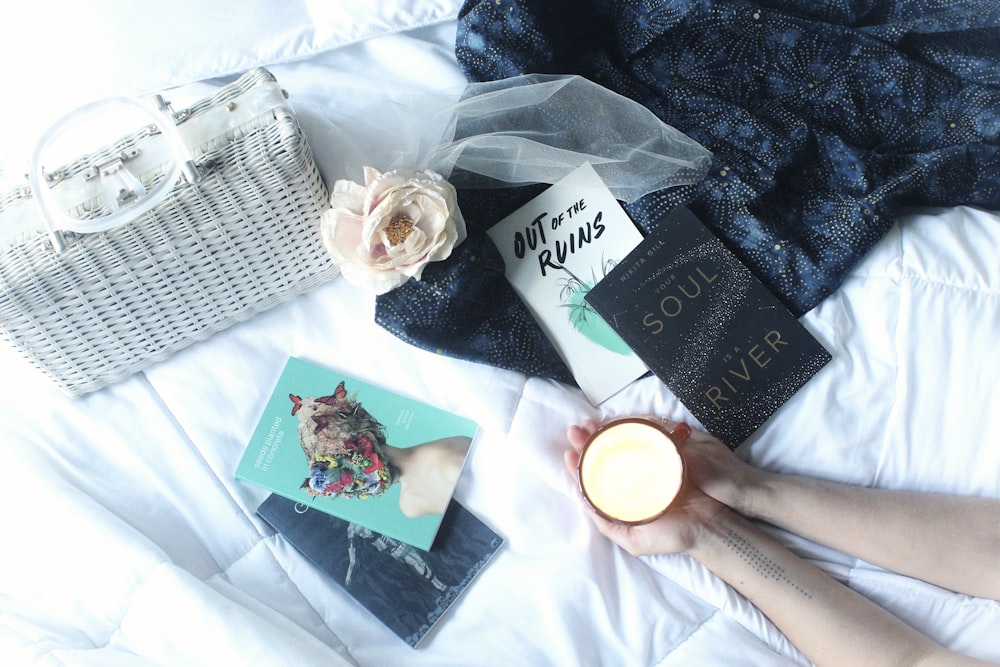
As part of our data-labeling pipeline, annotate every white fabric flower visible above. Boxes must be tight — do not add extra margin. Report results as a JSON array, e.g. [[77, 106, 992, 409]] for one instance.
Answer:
[[320, 166, 467, 295]]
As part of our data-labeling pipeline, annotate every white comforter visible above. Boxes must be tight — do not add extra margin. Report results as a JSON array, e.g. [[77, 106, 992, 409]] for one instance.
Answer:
[[2, 2, 998, 665]]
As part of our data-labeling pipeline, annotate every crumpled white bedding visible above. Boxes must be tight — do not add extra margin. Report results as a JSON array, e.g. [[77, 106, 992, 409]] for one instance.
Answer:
[[1, 2, 998, 666]]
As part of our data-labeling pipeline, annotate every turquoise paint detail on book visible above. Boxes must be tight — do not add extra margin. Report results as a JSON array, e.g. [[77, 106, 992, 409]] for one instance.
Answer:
[[564, 283, 633, 356]]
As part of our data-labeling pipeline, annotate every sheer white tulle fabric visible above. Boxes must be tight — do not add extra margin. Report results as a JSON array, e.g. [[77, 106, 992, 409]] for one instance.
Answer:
[[318, 74, 712, 203]]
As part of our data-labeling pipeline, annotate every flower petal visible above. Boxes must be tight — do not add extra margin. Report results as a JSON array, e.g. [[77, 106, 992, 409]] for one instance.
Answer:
[[362, 166, 383, 186], [321, 167, 466, 294], [329, 178, 368, 213], [320, 208, 366, 265]]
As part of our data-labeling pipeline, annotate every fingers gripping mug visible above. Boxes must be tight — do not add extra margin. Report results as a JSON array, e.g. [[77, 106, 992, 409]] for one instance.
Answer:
[[577, 418, 691, 524]]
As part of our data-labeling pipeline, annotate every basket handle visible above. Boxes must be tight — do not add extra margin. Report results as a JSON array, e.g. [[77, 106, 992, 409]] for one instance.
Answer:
[[27, 95, 201, 252]]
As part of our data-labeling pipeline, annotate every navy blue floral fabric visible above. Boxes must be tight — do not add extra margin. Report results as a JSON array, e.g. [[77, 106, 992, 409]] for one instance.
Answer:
[[376, 0, 1000, 383]]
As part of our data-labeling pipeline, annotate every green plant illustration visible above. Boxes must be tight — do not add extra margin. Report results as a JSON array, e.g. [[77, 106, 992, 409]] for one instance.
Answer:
[[557, 260, 633, 356]]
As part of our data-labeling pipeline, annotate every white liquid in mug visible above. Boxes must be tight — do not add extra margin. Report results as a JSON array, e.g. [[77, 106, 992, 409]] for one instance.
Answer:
[[579, 420, 684, 524]]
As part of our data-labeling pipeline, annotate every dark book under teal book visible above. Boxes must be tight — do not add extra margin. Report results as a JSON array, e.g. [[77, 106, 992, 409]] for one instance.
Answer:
[[258, 494, 503, 647], [585, 206, 831, 447]]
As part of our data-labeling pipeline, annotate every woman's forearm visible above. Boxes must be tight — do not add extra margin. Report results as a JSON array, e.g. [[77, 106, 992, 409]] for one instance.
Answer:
[[690, 508, 990, 667], [737, 472, 1000, 599]]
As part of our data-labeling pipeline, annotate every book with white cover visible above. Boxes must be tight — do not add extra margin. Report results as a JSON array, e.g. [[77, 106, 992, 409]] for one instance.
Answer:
[[487, 163, 648, 404]]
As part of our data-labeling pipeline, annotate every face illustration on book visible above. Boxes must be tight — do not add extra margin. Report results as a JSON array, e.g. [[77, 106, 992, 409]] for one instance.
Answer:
[[290, 382, 471, 518]]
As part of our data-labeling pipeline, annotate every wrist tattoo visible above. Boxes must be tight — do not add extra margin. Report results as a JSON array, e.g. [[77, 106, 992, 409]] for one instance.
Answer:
[[723, 529, 813, 599]]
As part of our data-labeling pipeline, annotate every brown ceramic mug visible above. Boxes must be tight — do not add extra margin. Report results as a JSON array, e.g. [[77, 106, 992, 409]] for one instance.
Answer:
[[577, 417, 691, 525]]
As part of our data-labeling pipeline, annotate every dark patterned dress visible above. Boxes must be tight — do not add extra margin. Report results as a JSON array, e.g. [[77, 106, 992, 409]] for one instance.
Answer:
[[375, 0, 1000, 383]]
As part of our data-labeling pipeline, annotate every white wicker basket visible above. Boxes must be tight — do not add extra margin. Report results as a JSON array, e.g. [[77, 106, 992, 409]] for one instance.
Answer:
[[0, 68, 338, 397]]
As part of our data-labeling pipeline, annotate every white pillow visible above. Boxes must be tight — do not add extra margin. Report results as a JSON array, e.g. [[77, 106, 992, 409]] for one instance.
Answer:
[[0, 0, 462, 174]]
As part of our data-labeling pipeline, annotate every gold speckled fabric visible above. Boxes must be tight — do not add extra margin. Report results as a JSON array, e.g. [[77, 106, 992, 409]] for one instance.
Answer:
[[375, 0, 1000, 382]]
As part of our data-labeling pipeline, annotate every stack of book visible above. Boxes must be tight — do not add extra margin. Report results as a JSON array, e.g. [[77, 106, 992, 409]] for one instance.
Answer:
[[237, 357, 502, 647]]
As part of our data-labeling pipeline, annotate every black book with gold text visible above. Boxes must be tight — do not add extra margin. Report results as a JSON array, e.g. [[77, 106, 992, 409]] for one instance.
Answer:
[[585, 206, 831, 447]]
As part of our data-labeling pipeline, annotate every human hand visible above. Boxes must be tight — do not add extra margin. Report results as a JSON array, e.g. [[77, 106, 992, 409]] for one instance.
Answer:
[[564, 419, 728, 557], [669, 419, 769, 518]]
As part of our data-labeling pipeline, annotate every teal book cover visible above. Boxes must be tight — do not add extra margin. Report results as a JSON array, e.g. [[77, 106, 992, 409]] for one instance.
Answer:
[[237, 357, 479, 550]]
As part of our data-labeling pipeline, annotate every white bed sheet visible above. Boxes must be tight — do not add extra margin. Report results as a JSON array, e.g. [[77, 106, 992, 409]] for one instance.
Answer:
[[1, 3, 998, 666]]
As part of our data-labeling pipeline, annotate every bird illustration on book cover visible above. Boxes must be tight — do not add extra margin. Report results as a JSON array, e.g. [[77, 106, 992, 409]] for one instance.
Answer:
[[290, 381, 396, 500]]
